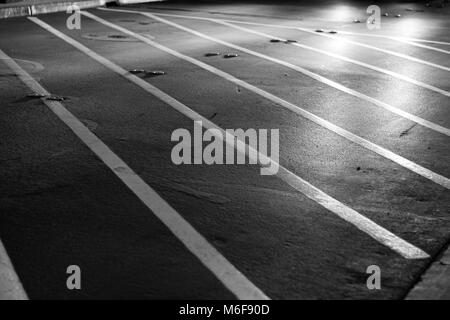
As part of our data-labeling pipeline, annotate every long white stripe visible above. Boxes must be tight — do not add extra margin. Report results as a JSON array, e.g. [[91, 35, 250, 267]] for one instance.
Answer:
[[295, 27, 450, 71], [381, 39, 450, 55], [323, 30, 450, 48], [79, 12, 450, 191], [213, 20, 450, 97], [0, 239, 28, 300], [29, 16, 430, 260], [0, 59, 29, 301], [137, 12, 450, 137], [0, 47, 268, 300], [104, 8, 449, 71], [348, 36, 450, 55]]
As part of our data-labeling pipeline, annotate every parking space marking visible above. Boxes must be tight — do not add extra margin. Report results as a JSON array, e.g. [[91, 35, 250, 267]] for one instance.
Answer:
[[97, 7, 450, 47], [212, 20, 450, 97], [101, 8, 450, 97], [336, 35, 450, 55], [30, 15, 433, 260], [0, 57, 30, 301], [86, 12, 450, 190], [135, 12, 450, 137], [131, 9, 450, 47], [75, 11, 450, 192], [294, 28, 450, 71], [0, 47, 269, 300], [319, 30, 450, 49], [114, 9, 450, 71]]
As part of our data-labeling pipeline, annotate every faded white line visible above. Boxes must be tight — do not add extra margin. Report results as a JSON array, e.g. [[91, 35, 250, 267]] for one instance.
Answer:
[[214, 20, 450, 97], [81, 12, 450, 191], [0, 47, 269, 300], [29, 16, 430, 260], [104, 8, 450, 72], [101, 8, 450, 137], [0, 239, 28, 300]]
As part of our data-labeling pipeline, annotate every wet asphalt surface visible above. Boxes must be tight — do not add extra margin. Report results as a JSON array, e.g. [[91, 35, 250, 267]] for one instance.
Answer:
[[0, 0, 449, 299]]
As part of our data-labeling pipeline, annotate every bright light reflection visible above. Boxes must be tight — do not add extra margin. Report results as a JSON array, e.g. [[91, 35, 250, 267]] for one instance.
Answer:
[[327, 6, 354, 22], [320, 37, 349, 55], [394, 18, 423, 38], [378, 63, 422, 111]]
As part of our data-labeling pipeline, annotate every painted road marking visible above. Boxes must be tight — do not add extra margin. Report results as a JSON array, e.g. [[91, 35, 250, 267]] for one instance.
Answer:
[[100, 8, 450, 97], [406, 242, 450, 299], [213, 20, 450, 97], [119, 9, 450, 72], [29, 16, 430, 260], [0, 47, 269, 300], [132, 11, 450, 137], [293, 29, 450, 71], [318, 30, 450, 49], [100, 7, 450, 56], [0, 237, 28, 300], [79, 12, 450, 191], [332, 32, 450, 55], [96, 8, 450, 46]]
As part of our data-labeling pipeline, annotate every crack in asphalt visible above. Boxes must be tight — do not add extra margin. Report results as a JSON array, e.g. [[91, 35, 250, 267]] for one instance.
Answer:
[[400, 123, 418, 137]]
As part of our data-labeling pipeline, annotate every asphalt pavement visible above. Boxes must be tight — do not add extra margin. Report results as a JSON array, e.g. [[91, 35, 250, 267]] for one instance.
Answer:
[[0, 0, 449, 299]]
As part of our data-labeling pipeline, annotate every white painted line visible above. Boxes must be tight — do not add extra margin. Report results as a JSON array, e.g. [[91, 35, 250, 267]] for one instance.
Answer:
[[0, 47, 269, 300], [102, 8, 450, 72], [145, 16, 450, 134], [237, 24, 450, 71], [28, 16, 430, 260], [80, 12, 450, 191], [336, 33, 450, 55], [100, 8, 450, 137], [292, 29, 450, 71], [320, 30, 450, 48], [0, 239, 28, 300], [378, 39, 450, 55], [214, 20, 450, 97], [103, 8, 450, 47]]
